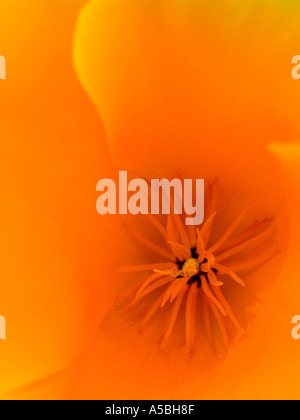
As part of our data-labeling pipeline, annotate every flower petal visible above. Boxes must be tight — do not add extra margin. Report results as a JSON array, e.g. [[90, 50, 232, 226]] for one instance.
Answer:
[[176, 144, 300, 399], [74, 0, 300, 176], [0, 0, 110, 394]]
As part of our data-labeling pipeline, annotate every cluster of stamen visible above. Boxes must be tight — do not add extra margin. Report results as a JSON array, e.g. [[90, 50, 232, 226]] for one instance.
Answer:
[[118, 180, 278, 357]]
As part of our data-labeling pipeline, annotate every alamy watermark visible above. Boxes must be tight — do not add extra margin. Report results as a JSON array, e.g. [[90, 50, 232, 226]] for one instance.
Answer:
[[0, 316, 6, 340], [0, 56, 7, 339], [292, 55, 300, 80], [0, 55, 6, 79], [287, 52, 300, 342], [96, 171, 204, 226], [292, 316, 300, 340]]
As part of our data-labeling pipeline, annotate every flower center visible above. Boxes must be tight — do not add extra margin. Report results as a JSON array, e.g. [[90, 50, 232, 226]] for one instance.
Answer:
[[118, 180, 279, 357], [182, 258, 200, 277]]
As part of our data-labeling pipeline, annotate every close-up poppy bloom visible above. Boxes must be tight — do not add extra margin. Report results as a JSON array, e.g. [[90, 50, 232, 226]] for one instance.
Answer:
[[1, 0, 300, 401]]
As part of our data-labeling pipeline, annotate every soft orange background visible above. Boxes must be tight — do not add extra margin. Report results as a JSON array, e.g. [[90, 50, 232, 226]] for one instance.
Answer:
[[1, 0, 300, 399]]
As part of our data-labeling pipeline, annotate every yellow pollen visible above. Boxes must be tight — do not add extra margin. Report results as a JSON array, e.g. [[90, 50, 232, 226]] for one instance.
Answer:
[[182, 258, 200, 277], [154, 259, 200, 278]]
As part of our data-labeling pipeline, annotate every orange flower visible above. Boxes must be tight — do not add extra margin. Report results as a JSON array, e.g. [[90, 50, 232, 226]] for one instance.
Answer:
[[2, 0, 300, 400], [68, 0, 300, 399], [118, 193, 278, 357], [9, 143, 298, 401]]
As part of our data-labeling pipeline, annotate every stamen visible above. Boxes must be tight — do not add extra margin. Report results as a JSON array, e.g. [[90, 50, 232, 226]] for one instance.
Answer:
[[227, 271, 246, 287], [169, 277, 190, 303], [168, 192, 191, 248], [167, 215, 180, 244], [141, 293, 165, 330], [207, 298, 230, 353], [117, 262, 175, 273], [214, 264, 246, 286], [160, 288, 188, 350], [196, 229, 215, 266], [216, 225, 276, 263], [222, 248, 279, 273], [199, 211, 217, 246], [185, 283, 198, 357], [120, 180, 277, 356], [212, 286, 245, 333], [200, 261, 211, 273], [167, 241, 191, 261], [207, 270, 223, 287], [161, 277, 189, 308], [131, 276, 173, 304], [161, 278, 184, 308], [218, 218, 273, 254], [201, 275, 227, 316], [196, 229, 206, 261], [203, 292, 213, 345], [135, 273, 168, 300], [171, 213, 191, 249], [124, 224, 176, 261], [186, 225, 197, 249], [154, 266, 180, 277], [208, 203, 254, 253]]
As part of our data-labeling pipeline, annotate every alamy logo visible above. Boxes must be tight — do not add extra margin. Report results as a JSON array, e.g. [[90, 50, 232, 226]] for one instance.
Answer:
[[96, 171, 205, 226], [0, 55, 6, 80], [0, 316, 6, 340], [292, 55, 300, 80], [292, 315, 300, 340]]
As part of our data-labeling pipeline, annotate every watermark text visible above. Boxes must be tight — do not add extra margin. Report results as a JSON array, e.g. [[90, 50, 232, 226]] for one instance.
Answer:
[[96, 171, 204, 226], [292, 315, 300, 340], [292, 55, 300, 80], [0, 55, 6, 80], [0, 316, 6, 340]]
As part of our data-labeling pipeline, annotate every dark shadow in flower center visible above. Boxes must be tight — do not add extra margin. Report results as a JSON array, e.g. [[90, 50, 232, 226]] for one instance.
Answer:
[[176, 247, 218, 288]]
